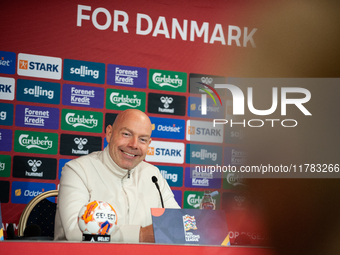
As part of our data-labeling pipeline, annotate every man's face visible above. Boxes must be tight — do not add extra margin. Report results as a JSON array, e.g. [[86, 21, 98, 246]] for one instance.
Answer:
[[106, 112, 152, 170]]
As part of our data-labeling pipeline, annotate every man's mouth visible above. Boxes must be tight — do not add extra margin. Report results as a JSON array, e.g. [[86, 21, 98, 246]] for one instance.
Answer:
[[122, 151, 137, 157]]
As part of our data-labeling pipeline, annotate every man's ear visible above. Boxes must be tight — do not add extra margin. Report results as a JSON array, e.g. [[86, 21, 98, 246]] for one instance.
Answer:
[[106, 125, 113, 143], [148, 138, 152, 145]]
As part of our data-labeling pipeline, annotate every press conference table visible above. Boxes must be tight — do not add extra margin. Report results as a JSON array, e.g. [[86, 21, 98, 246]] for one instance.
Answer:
[[1, 241, 276, 255]]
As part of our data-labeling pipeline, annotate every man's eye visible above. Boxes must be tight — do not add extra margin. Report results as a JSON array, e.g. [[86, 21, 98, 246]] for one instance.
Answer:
[[123, 133, 130, 137]]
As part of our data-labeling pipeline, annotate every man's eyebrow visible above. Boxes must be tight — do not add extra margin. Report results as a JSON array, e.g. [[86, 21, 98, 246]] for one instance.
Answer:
[[121, 127, 150, 138]]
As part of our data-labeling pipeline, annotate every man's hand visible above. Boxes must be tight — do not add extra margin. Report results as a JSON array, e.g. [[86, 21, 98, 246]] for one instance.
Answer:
[[139, 224, 155, 243]]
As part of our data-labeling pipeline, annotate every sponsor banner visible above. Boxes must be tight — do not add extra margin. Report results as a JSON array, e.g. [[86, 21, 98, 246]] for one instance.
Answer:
[[14, 130, 58, 155], [0, 129, 12, 152], [184, 167, 221, 189], [0, 103, 13, 126], [59, 134, 102, 156], [172, 190, 182, 207], [183, 191, 220, 209], [107, 64, 147, 88], [16, 79, 60, 105], [63, 59, 105, 84], [0, 155, 11, 178], [106, 88, 146, 111], [189, 73, 226, 94], [15, 104, 59, 130], [58, 158, 72, 180], [13, 156, 57, 180], [186, 119, 224, 143], [0, 76, 15, 100], [150, 117, 185, 140], [224, 126, 246, 144], [224, 147, 247, 166], [223, 172, 248, 189], [0, 181, 10, 203], [0, 51, 16, 74], [188, 96, 225, 119], [155, 165, 183, 187], [17, 53, 62, 80], [11, 181, 56, 204], [61, 109, 103, 133], [62, 84, 104, 108], [221, 192, 248, 213], [148, 93, 186, 116], [145, 140, 185, 164], [104, 113, 118, 131], [149, 69, 187, 93], [186, 144, 223, 165]]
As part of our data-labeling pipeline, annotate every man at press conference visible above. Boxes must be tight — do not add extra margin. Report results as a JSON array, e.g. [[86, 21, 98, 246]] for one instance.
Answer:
[[54, 109, 180, 243]]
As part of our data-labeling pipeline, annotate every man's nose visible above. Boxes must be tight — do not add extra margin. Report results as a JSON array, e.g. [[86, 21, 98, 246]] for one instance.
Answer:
[[128, 136, 138, 148]]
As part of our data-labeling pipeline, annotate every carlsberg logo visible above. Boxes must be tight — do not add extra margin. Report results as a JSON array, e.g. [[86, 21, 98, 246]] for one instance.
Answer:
[[19, 134, 53, 150], [65, 113, 98, 128], [152, 72, 183, 88], [110, 92, 141, 108]]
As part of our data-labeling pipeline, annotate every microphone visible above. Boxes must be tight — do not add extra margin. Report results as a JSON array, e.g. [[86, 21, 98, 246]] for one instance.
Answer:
[[152, 176, 164, 208]]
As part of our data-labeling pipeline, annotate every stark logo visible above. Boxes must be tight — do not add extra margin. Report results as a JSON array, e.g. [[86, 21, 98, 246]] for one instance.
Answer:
[[19, 60, 28, 70], [147, 147, 155, 155]]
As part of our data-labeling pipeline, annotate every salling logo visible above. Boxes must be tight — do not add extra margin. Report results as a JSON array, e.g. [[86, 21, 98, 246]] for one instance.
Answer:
[[26, 159, 43, 177], [70, 65, 99, 79], [192, 149, 217, 161], [17, 53, 62, 80], [73, 137, 89, 154], [19, 135, 53, 150], [159, 96, 174, 113], [0, 110, 6, 121], [110, 92, 141, 108], [152, 73, 183, 88], [226, 173, 246, 186], [24, 86, 54, 99], [160, 170, 178, 182], [66, 113, 98, 128]]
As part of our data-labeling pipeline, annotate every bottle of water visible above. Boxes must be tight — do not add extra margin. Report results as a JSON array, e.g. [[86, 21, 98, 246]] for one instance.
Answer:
[[199, 190, 216, 210]]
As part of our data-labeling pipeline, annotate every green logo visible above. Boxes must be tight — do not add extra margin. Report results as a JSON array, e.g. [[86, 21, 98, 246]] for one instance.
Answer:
[[61, 109, 103, 133], [0, 155, 11, 177], [106, 89, 146, 111], [149, 69, 187, 92], [223, 172, 247, 189], [14, 130, 58, 155], [183, 191, 220, 209]]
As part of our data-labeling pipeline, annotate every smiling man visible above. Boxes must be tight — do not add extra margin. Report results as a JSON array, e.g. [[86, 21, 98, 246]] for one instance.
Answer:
[[54, 109, 180, 243]]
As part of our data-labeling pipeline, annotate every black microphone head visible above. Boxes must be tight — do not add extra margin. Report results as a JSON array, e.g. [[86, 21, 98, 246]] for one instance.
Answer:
[[152, 176, 158, 183], [24, 224, 42, 237]]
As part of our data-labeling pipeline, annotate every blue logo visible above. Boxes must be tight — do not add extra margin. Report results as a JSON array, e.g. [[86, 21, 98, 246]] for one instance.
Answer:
[[188, 96, 225, 119], [0, 129, 12, 152], [155, 165, 183, 187], [11, 181, 56, 204], [58, 158, 72, 180], [63, 59, 105, 84], [186, 144, 223, 165], [0, 51, 16, 74], [16, 79, 60, 104], [150, 117, 185, 140], [184, 167, 221, 189], [0, 103, 14, 126], [172, 190, 182, 207], [107, 64, 147, 88]]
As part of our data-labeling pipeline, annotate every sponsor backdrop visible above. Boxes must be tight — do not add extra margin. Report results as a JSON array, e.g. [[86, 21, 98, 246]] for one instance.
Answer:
[[0, 0, 266, 244]]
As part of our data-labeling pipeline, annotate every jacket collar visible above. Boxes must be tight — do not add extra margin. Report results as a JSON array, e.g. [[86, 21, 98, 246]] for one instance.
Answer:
[[103, 146, 135, 179]]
